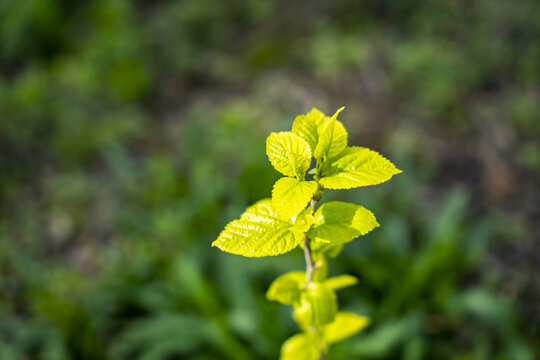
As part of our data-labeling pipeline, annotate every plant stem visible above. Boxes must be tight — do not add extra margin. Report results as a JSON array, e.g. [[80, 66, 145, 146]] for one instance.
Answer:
[[303, 234, 315, 284], [302, 196, 328, 360], [303, 197, 320, 285]]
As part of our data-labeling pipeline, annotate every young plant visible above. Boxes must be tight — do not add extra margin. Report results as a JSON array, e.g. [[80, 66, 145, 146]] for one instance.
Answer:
[[213, 107, 401, 360]]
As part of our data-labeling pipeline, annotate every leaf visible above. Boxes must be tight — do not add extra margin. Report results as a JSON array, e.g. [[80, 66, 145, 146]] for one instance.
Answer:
[[280, 333, 320, 360], [325, 243, 344, 257], [266, 132, 312, 177], [292, 108, 327, 153], [293, 282, 337, 327], [314, 107, 347, 160], [212, 199, 301, 257], [320, 146, 402, 189], [266, 271, 305, 305], [324, 274, 358, 291], [290, 207, 316, 234], [324, 312, 370, 344], [272, 178, 318, 219], [308, 201, 379, 244]]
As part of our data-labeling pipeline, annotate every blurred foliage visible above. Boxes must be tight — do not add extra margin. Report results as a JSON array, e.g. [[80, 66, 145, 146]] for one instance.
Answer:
[[0, 0, 539, 359]]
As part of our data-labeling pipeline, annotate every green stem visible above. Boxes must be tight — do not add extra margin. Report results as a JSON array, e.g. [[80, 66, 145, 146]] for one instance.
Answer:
[[303, 197, 320, 284], [302, 194, 328, 359]]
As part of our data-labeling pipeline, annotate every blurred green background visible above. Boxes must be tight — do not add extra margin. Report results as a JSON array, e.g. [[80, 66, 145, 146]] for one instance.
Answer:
[[1, 0, 539, 359]]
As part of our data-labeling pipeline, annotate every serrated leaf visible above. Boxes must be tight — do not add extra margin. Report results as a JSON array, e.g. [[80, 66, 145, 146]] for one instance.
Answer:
[[280, 333, 320, 360], [324, 312, 370, 344], [212, 199, 301, 257], [324, 274, 358, 291], [314, 107, 347, 160], [292, 108, 327, 153], [308, 201, 379, 244], [266, 271, 305, 305], [320, 146, 402, 189], [293, 282, 337, 327], [266, 132, 312, 177], [272, 178, 318, 219]]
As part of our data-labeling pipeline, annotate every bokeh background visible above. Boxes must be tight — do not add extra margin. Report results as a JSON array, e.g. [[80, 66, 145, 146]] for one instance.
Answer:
[[1, 0, 539, 359]]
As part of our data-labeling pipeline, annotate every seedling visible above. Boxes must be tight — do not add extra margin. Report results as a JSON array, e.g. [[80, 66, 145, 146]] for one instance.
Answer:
[[213, 107, 401, 360]]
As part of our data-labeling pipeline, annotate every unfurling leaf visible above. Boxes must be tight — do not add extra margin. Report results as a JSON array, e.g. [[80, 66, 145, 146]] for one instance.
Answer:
[[314, 108, 347, 160], [308, 201, 379, 244], [324, 312, 370, 344], [292, 108, 327, 153], [212, 199, 300, 257], [272, 177, 318, 219], [266, 132, 312, 178], [320, 146, 401, 189], [324, 274, 358, 291], [280, 333, 319, 360], [293, 282, 337, 328], [266, 271, 305, 305]]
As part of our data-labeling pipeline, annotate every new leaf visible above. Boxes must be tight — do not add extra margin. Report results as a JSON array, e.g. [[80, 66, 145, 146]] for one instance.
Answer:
[[272, 178, 318, 219], [314, 107, 347, 160], [293, 282, 337, 327], [308, 201, 379, 244], [266, 132, 312, 178], [324, 312, 370, 344], [291, 108, 327, 153], [266, 271, 305, 305], [212, 199, 302, 257], [324, 274, 358, 291], [320, 146, 401, 189], [280, 333, 319, 360]]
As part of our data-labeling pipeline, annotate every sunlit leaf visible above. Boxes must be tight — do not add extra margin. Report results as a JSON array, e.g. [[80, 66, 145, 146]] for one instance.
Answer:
[[314, 107, 347, 160], [324, 274, 358, 291], [212, 199, 301, 257], [308, 201, 379, 244], [320, 146, 401, 189], [324, 312, 370, 344], [272, 177, 318, 219], [280, 333, 320, 360], [290, 207, 316, 234], [292, 108, 327, 153], [266, 271, 305, 305], [266, 132, 312, 177], [293, 282, 337, 327]]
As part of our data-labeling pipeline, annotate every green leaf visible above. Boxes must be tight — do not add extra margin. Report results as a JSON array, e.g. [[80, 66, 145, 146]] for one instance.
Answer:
[[292, 108, 327, 153], [314, 107, 347, 160], [266, 271, 305, 305], [308, 201, 379, 244], [320, 146, 402, 189], [324, 312, 370, 344], [280, 333, 320, 360], [324, 274, 358, 290], [272, 178, 318, 219], [325, 243, 344, 257], [290, 207, 316, 234], [212, 199, 301, 257], [266, 132, 312, 177], [293, 282, 337, 327]]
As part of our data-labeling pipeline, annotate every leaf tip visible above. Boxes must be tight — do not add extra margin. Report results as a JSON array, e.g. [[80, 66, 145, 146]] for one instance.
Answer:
[[331, 106, 345, 119]]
